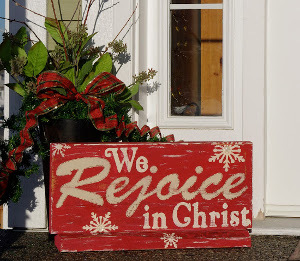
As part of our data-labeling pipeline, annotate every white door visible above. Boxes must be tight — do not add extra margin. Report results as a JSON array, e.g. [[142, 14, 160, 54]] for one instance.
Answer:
[[266, 0, 300, 217], [134, 0, 266, 219]]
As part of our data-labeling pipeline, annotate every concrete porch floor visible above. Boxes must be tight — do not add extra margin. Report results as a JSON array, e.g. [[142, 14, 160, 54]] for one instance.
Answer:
[[253, 218, 300, 236]]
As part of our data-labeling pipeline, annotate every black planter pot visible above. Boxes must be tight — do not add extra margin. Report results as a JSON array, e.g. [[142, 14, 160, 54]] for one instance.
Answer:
[[38, 119, 104, 220], [39, 118, 103, 143]]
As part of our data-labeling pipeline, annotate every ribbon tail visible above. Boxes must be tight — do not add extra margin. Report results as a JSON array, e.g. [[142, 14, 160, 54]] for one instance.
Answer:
[[115, 121, 175, 142], [165, 134, 175, 142], [0, 98, 64, 199]]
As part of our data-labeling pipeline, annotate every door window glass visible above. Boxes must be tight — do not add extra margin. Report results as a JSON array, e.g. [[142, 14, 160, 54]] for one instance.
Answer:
[[170, 0, 223, 116]]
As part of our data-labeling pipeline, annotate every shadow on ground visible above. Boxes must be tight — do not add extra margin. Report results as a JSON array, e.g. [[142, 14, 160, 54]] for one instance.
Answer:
[[0, 231, 299, 261]]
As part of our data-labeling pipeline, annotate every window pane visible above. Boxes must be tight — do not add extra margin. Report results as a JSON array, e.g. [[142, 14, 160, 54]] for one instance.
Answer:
[[170, 8, 223, 116], [171, 0, 223, 4]]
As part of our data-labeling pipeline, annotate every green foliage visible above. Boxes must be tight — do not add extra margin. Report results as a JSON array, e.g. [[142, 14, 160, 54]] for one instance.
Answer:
[[45, 18, 68, 45], [79, 32, 97, 54], [24, 41, 48, 77], [108, 40, 127, 55], [128, 100, 143, 111], [0, 38, 12, 70], [78, 53, 113, 92], [133, 68, 158, 84], [5, 83, 26, 97], [0, 13, 163, 205], [14, 27, 28, 47], [42, 100, 89, 121], [9, 56, 27, 78], [24, 164, 39, 178], [0, 27, 30, 75], [77, 59, 95, 87], [116, 83, 143, 111]]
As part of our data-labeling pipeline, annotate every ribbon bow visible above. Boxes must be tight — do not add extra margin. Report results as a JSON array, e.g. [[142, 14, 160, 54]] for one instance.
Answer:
[[36, 71, 126, 130], [0, 71, 126, 198], [0, 71, 175, 200]]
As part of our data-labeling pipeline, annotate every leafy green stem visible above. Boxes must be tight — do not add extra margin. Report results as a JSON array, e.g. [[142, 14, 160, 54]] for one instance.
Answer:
[[102, 4, 138, 56], [83, 0, 96, 27], [49, 0, 69, 62]]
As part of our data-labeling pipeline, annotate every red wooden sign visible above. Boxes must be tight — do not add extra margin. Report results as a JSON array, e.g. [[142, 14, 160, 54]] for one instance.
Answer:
[[49, 142, 252, 252]]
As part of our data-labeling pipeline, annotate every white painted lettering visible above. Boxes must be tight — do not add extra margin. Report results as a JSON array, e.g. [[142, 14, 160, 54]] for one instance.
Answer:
[[156, 174, 180, 200], [241, 207, 251, 226], [209, 211, 221, 228], [136, 156, 148, 173], [143, 205, 151, 229], [221, 203, 229, 227], [192, 202, 208, 228], [106, 175, 156, 217], [173, 202, 191, 227], [56, 157, 110, 208], [105, 147, 138, 173], [230, 211, 240, 227], [200, 173, 224, 200], [152, 212, 168, 229], [223, 173, 248, 200]]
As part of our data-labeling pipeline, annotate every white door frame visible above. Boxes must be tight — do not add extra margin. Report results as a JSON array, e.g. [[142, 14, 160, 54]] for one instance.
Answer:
[[131, 0, 267, 219]]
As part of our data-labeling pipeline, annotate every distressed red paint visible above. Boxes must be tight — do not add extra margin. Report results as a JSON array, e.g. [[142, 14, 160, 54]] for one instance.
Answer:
[[49, 142, 252, 252]]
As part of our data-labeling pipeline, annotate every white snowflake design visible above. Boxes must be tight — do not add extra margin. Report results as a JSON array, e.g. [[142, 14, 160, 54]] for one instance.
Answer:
[[160, 233, 182, 248], [82, 212, 118, 234], [208, 142, 245, 172], [52, 143, 71, 157]]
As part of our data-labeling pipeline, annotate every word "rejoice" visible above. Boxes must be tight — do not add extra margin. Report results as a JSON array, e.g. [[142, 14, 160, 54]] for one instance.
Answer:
[[55, 147, 248, 217]]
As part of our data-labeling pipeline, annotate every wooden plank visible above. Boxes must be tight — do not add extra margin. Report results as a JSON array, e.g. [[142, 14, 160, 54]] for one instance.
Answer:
[[49, 142, 252, 252], [55, 230, 251, 252]]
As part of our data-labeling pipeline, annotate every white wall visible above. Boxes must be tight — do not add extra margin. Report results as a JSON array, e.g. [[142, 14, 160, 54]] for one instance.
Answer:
[[266, 0, 300, 216], [4, 0, 47, 229], [83, 0, 134, 85], [242, 0, 267, 219]]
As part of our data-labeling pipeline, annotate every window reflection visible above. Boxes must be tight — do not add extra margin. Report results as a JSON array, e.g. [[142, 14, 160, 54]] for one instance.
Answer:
[[170, 8, 223, 116]]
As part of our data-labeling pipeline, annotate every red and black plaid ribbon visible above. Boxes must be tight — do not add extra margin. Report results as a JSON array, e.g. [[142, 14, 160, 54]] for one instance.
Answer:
[[116, 116, 175, 142], [0, 71, 174, 199]]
